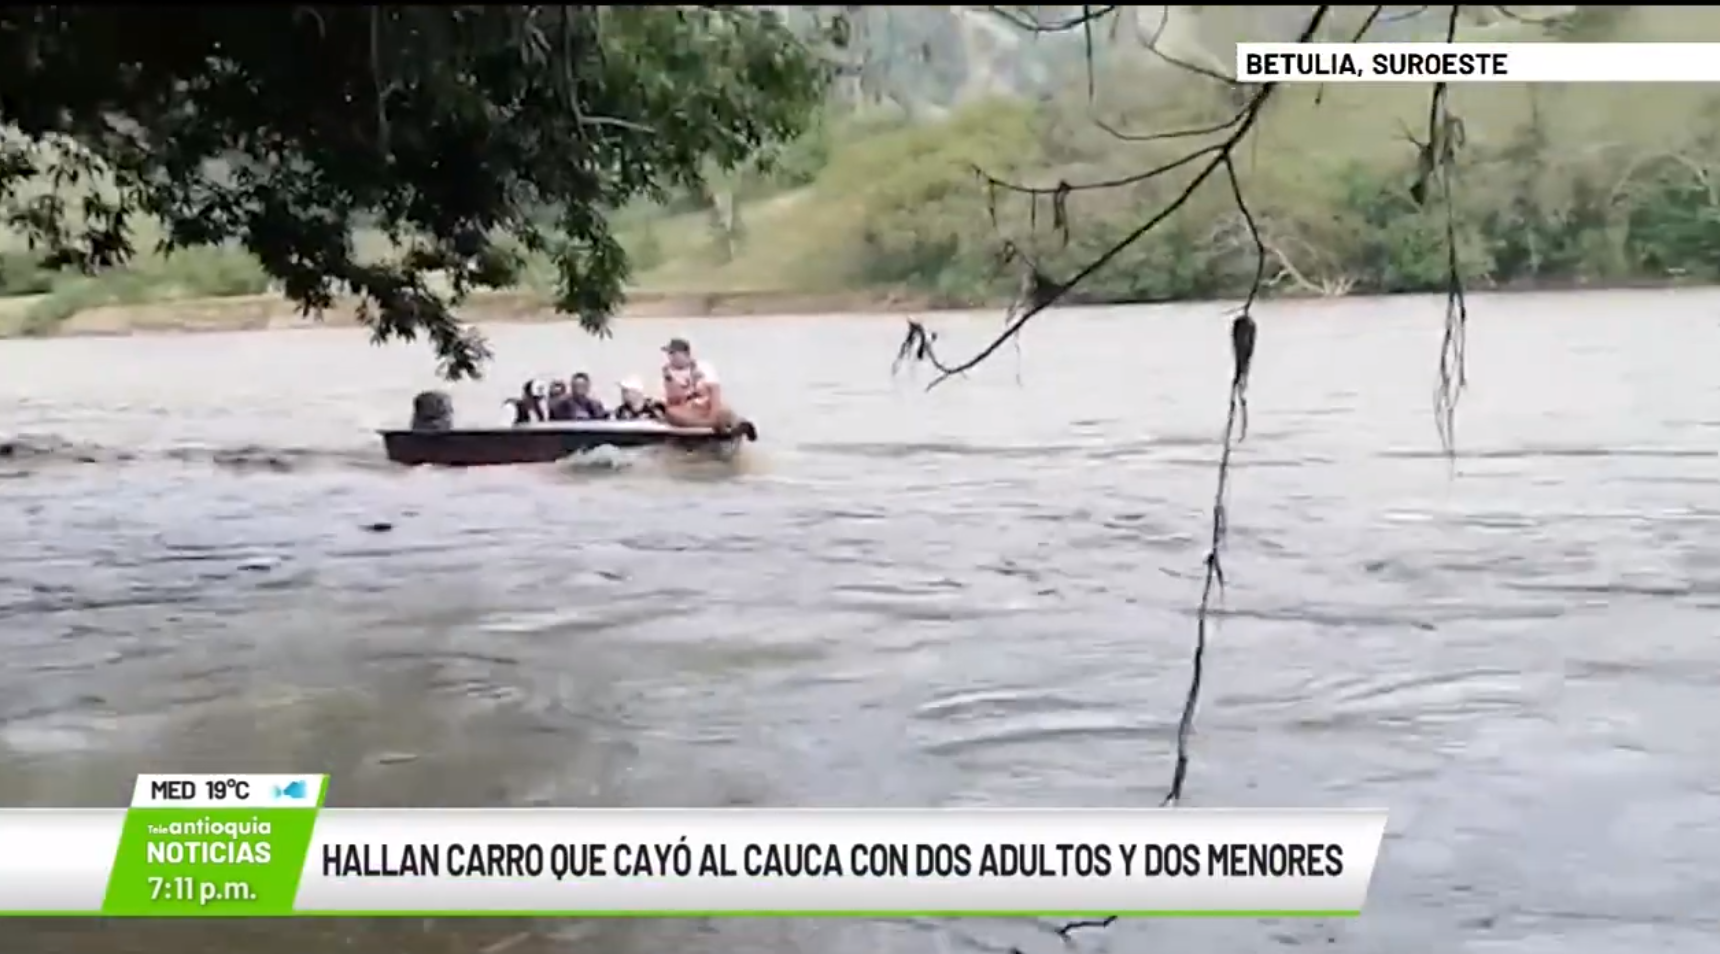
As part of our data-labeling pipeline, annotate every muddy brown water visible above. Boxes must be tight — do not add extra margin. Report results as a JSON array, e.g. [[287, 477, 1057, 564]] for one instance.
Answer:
[[3, 289, 1719, 953]]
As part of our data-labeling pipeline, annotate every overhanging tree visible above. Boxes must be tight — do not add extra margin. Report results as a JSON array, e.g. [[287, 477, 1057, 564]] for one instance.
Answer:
[[0, 5, 827, 377]]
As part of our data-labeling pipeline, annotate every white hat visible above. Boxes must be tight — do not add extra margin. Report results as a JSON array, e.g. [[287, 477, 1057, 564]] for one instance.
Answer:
[[618, 376, 644, 393]]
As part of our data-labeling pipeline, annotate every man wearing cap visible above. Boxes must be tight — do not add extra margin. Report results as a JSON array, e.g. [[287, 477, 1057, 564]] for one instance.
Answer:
[[660, 337, 739, 430]]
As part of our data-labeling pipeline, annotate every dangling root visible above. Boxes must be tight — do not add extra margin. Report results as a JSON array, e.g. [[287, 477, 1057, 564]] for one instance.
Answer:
[[891, 6, 1476, 949]]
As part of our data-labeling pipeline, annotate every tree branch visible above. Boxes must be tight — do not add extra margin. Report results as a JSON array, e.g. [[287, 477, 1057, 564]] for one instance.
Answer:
[[978, 5, 1120, 35], [892, 5, 1477, 947]]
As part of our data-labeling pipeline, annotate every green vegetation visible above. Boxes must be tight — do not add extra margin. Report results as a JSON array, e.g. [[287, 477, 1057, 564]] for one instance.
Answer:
[[615, 6, 1720, 308], [0, 6, 825, 373], [6, 6, 1720, 375]]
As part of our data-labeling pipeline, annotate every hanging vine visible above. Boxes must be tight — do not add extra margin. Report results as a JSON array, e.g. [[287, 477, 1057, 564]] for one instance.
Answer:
[[888, 6, 1478, 950]]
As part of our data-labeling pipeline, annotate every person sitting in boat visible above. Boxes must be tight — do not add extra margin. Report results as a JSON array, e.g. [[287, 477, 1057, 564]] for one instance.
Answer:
[[613, 377, 666, 421], [505, 380, 545, 426], [544, 379, 575, 421], [566, 373, 610, 420], [660, 337, 740, 431]]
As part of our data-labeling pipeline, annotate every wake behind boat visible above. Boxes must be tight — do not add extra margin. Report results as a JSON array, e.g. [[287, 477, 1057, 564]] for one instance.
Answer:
[[380, 418, 758, 467]]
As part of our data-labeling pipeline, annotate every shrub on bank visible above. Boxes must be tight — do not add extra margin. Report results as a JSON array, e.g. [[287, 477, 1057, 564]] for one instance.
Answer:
[[14, 247, 271, 335], [10, 71, 1720, 337], [622, 76, 1720, 305]]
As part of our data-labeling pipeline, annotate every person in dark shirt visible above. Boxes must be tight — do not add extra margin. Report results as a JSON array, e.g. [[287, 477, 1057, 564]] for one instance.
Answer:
[[566, 373, 609, 420], [612, 377, 666, 421], [544, 380, 575, 421]]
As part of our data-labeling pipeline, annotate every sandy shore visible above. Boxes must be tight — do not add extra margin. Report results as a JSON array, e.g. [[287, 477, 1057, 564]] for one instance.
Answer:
[[4, 275, 1706, 341], [0, 287, 958, 340]]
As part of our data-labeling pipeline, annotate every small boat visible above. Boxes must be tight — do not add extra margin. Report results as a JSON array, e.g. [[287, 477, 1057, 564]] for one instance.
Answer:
[[380, 419, 758, 468]]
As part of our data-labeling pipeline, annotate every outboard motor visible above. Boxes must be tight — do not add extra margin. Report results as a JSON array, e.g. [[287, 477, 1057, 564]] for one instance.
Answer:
[[410, 390, 454, 431]]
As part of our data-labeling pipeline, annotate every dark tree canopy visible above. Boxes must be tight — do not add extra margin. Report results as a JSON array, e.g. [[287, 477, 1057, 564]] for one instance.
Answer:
[[0, 5, 827, 376]]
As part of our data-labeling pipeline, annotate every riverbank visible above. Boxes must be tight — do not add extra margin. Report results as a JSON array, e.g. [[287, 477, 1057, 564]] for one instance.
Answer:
[[0, 274, 1710, 342], [0, 287, 957, 340]]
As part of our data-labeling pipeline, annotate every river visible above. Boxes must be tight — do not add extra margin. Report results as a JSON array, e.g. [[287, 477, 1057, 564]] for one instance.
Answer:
[[2, 288, 1718, 953]]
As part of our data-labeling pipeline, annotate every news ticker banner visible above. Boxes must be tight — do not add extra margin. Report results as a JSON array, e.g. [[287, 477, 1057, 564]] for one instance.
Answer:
[[1237, 42, 1720, 83], [0, 774, 1387, 917]]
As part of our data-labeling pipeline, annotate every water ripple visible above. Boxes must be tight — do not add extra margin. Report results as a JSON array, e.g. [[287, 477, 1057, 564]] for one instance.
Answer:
[[1, 295, 1719, 953]]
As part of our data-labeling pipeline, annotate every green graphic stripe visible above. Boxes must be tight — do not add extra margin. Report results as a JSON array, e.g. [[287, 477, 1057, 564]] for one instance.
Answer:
[[100, 806, 322, 916]]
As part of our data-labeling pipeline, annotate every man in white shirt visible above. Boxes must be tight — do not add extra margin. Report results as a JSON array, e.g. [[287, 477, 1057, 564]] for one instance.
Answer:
[[660, 337, 745, 433]]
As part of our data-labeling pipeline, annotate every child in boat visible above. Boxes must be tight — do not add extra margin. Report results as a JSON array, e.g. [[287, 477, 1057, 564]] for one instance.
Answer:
[[505, 380, 545, 426], [613, 377, 666, 421]]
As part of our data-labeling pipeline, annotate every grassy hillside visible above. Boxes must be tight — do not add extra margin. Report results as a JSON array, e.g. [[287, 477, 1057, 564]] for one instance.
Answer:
[[616, 6, 1720, 306]]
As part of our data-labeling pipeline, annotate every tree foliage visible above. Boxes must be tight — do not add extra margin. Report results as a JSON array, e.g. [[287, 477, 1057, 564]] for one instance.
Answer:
[[751, 85, 1720, 306], [0, 5, 826, 376]]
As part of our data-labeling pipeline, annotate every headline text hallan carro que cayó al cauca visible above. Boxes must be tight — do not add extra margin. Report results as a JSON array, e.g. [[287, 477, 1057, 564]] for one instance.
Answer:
[[321, 839, 1347, 880]]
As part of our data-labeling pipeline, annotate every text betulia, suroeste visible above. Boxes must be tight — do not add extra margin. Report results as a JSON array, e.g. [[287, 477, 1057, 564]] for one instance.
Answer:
[[1245, 51, 1510, 78]]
